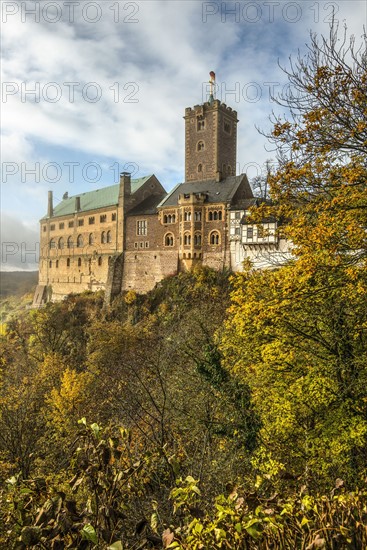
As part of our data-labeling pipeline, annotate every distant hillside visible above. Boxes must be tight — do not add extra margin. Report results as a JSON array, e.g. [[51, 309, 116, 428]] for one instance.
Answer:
[[0, 271, 38, 298]]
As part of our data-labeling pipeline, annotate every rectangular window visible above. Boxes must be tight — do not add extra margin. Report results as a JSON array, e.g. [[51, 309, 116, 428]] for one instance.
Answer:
[[235, 211, 241, 220], [50, 224, 55, 231], [235, 227, 241, 236], [137, 220, 147, 236], [89, 217, 95, 225], [224, 120, 232, 134], [145, 241, 149, 248], [247, 227, 253, 239], [68, 221, 74, 228], [134, 242, 138, 249], [112, 213, 116, 221], [100, 214, 106, 223], [78, 219, 84, 226], [59, 222, 64, 229]]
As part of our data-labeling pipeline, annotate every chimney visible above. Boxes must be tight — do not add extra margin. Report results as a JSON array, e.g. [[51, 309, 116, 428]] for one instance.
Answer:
[[120, 172, 131, 196], [75, 196, 81, 212], [47, 190, 53, 217]]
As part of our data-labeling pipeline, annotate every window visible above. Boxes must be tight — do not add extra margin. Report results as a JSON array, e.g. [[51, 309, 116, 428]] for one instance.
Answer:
[[107, 231, 112, 243], [89, 217, 95, 225], [184, 211, 191, 222], [49, 260, 52, 268], [210, 231, 220, 245], [197, 118, 205, 131], [164, 233, 174, 247], [194, 233, 202, 246], [89, 233, 94, 245], [56, 260, 59, 268], [247, 227, 253, 239], [67, 258, 70, 267], [197, 141, 205, 152], [235, 211, 241, 219], [224, 120, 231, 134], [78, 219, 84, 227], [50, 224, 55, 231], [235, 227, 241, 236], [137, 220, 147, 236], [77, 234, 83, 248], [67, 236, 74, 249], [101, 231, 106, 244], [68, 221, 74, 228], [112, 213, 116, 221], [198, 163, 202, 173], [139, 242, 144, 248], [58, 237, 64, 249], [59, 222, 64, 230], [98, 256, 102, 266], [194, 211, 202, 222], [145, 242, 149, 248], [49, 239, 56, 249], [163, 213, 176, 224], [100, 214, 106, 223], [134, 242, 138, 249], [184, 233, 191, 246], [78, 258, 82, 267]]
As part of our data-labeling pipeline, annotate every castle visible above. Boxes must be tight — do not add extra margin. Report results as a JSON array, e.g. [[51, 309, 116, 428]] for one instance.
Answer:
[[33, 88, 289, 305]]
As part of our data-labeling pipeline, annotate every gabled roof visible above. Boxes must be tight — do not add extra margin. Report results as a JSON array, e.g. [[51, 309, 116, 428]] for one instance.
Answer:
[[127, 193, 167, 216], [42, 175, 153, 219], [157, 174, 251, 208]]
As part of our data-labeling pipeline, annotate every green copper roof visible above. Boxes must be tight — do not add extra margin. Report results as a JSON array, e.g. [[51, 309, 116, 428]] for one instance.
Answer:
[[43, 176, 153, 219]]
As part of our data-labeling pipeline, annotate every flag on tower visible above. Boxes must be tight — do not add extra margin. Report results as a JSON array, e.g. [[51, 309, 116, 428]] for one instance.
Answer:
[[209, 71, 216, 80]]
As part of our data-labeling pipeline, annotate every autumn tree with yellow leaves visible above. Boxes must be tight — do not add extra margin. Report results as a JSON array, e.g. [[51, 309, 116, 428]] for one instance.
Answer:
[[221, 22, 367, 491]]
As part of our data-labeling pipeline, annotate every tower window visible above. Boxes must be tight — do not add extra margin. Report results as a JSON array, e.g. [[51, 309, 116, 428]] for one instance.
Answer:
[[67, 258, 70, 267], [112, 213, 116, 221], [98, 256, 102, 266], [198, 163, 202, 173], [77, 234, 83, 248], [197, 119, 205, 131], [224, 120, 232, 134], [197, 141, 205, 152], [78, 258, 82, 267], [184, 233, 191, 246]]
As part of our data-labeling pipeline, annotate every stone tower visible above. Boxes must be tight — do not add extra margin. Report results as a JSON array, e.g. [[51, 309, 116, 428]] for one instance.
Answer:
[[184, 99, 238, 183]]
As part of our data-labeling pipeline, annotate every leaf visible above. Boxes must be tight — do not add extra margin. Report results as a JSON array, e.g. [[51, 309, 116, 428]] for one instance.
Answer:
[[162, 528, 175, 548], [81, 523, 98, 544], [107, 542, 123, 550], [151, 512, 158, 533]]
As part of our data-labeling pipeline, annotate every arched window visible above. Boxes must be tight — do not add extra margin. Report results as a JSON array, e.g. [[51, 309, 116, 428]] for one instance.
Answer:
[[78, 257, 82, 267], [172, 214, 176, 223], [184, 211, 191, 222], [67, 236, 73, 249], [101, 231, 106, 244], [56, 260, 59, 268], [98, 256, 102, 266], [218, 211, 222, 220], [194, 233, 202, 246], [164, 233, 174, 247], [194, 211, 202, 222], [58, 237, 64, 249], [89, 233, 94, 245], [107, 230, 112, 243], [77, 234, 83, 248], [49, 239, 55, 249], [213, 211, 218, 220], [197, 141, 204, 152], [198, 163, 202, 173], [67, 258, 70, 267], [163, 215, 168, 224], [49, 260, 52, 268], [208, 211, 213, 221], [210, 231, 220, 245], [184, 233, 191, 246]]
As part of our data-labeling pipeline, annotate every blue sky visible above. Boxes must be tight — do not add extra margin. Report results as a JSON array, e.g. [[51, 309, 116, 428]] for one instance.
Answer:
[[1, 0, 366, 269]]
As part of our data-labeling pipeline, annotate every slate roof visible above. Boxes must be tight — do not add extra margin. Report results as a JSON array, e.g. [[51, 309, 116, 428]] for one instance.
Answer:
[[157, 175, 251, 208], [42, 175, 153, 219], [127, 193, 167, 216]]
